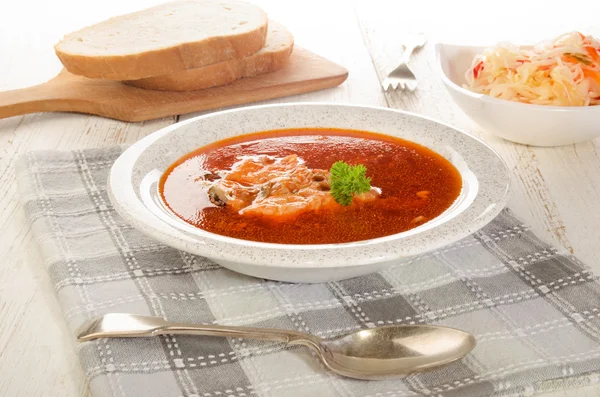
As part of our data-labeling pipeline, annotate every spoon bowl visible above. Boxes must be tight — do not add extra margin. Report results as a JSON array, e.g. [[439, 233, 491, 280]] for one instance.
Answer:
[[77, 313, 476, 380], [317, 325, 476, 379]]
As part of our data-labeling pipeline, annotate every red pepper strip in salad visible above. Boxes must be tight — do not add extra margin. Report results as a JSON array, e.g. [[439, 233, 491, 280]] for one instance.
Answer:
[[473, 61, 484, 78]]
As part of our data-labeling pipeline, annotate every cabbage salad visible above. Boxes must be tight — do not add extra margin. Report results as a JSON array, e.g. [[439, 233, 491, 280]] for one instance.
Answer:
[[465, 32, 600, 106]]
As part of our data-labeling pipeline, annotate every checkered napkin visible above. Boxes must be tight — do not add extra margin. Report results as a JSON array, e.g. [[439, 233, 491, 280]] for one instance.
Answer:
[[16, 146, 600, 397]]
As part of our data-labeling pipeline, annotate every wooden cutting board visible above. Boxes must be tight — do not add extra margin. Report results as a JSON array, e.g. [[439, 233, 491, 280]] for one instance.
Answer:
[[0, 47, 348, 122]]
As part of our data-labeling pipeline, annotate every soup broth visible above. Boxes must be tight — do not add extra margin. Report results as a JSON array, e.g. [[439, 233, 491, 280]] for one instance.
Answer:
[[160, 128, 462, 244]]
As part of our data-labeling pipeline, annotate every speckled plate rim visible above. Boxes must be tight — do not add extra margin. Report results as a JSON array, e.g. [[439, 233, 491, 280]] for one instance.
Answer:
[[108, 103, 510, 269]]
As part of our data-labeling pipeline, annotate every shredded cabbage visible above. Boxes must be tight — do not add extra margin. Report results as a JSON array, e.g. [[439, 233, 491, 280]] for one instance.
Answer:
[[464, 32, 600, 106]]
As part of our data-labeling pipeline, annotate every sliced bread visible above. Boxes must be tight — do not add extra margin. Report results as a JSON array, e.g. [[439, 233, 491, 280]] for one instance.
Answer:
[[55, 0, 268, 80], [125, 21, 294, 91]]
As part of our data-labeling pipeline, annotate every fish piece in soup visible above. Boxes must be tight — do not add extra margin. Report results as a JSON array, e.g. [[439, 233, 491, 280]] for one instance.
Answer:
[[207, 154, 379, 219]]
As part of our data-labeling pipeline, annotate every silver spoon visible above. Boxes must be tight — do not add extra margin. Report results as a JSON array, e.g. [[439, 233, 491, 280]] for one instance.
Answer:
[[77, 313, 476, 380]]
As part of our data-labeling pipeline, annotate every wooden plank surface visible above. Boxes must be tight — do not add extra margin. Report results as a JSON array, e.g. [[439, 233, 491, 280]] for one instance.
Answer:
[[0, 48, 348, 122], [0, 0, 599, 396]]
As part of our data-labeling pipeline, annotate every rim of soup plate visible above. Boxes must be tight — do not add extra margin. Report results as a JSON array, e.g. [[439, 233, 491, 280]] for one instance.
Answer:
[[108, 102, 511, 269]]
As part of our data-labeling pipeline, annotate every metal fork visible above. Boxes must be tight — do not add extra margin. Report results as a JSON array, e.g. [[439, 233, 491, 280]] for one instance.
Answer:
[[381, 33, 427, 91]]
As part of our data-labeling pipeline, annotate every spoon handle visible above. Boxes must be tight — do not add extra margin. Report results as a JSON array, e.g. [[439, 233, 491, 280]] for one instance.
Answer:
[[155, 323, 309, 343], [76, 313, 318, 345]]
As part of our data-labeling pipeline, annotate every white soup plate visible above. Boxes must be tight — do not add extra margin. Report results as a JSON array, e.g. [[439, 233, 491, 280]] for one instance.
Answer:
[[108, 103, 510, 283]]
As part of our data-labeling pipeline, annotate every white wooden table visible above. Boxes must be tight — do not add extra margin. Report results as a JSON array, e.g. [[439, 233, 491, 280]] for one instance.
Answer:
[[1, 0, 599, 395]]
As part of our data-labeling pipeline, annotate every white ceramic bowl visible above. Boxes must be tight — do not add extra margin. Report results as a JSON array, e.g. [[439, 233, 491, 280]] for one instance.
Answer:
[[108, 103, 510, 283], [437, 43, 600, 147]]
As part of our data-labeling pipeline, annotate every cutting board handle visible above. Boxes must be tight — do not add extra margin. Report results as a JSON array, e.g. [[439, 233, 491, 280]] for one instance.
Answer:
[[0, 80, 65, 120]]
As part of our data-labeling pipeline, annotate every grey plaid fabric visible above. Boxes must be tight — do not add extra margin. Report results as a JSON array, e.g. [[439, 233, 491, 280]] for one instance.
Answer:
[[16, 146, 600, 397]]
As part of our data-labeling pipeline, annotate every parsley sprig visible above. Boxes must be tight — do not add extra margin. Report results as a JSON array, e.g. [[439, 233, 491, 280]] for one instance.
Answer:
[[329, 161, 371, 206]]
